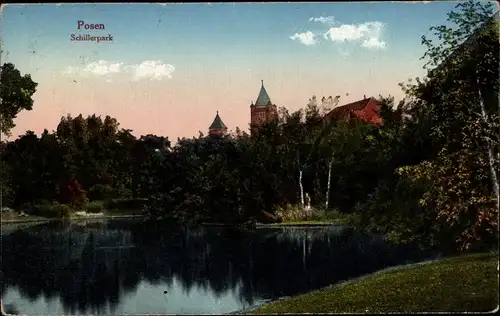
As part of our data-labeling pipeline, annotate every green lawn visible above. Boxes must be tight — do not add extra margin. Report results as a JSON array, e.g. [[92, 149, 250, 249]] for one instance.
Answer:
[[248, 251, 499, 313], [1, 210, 145, 223], [0, 212, 51, 223], [263, 211, 359, 226]]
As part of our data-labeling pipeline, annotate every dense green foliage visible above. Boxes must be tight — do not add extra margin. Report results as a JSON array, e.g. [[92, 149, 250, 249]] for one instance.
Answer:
[[1, 1, 498, 253], [249, 251, 499, 313], [0, 63, 38, 137]]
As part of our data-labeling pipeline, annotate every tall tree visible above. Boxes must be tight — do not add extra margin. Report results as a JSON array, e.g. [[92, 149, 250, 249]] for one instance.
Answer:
[[400, 0, 499, 250], [0, 63, 38, 136], [319, 120, 366, 210]]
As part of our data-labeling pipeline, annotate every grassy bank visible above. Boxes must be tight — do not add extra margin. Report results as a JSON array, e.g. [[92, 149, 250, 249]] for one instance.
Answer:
[[0, 214, 53, 225], [1, 199, 148, 224], [1, 214, 146, 225], [248, 251, 498, 313], [200, 220, 346, 228], [264, 204, 359, 226], [199, 206, 357, 228]]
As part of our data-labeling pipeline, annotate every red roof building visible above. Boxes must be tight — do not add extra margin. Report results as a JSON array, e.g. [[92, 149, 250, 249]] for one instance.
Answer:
[[322, 96, 383, 126]]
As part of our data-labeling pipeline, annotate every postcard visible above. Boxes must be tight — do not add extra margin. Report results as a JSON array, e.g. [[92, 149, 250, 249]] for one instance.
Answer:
[[1, 2, 498, 315]]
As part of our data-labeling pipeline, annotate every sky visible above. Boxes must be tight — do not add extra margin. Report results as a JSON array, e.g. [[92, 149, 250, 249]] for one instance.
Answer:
[[1, 2, 495, 141]]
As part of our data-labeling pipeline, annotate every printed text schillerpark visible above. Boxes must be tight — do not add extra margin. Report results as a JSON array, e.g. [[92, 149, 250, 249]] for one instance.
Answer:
[[70, 21, 113, 43]]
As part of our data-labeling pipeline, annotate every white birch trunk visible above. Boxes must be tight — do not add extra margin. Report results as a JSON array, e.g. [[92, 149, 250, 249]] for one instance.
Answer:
[[477, 75, 500, 204], [299, 168, 305, 209], [325, 159, 333, 209]]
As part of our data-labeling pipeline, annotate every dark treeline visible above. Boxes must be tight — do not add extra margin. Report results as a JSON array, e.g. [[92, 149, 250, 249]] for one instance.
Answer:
[[0, 1, 498, 253]]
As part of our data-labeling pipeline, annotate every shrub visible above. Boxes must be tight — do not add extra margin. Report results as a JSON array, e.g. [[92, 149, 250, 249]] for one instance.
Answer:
[[105, 198, 149, 211], [261, 211, 278, 223], [0, 163, 13, 207], [274, 204, 313, 222], [117, 187, 132, 199], [23, 200, 51, 216], [88, 184, 118, 201], [353, 165, 446, 251], [29, 201, 73, 218], [406, 149, 499, 252], [19, 202, 34, 214], [59, 179, 88, 210], [87, 200, 105, 213], [310, 208, 327, 221], [50, 203, 73, 218]]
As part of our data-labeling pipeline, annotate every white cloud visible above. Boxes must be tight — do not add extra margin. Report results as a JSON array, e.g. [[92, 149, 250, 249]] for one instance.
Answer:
[[289, 31, 317, 46], [323, 21, 386, 49], [62, 60, 176, 81], [128, 60, 176, 81], [361, 37, 386, 49], [84, 60, 124, 76], [324, 24, 365, 41], [309, 16, 335, 24]]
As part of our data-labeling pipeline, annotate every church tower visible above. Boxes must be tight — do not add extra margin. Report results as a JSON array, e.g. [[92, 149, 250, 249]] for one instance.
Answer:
[[208, 111, 228, 137], [250, 80, 278, 134]]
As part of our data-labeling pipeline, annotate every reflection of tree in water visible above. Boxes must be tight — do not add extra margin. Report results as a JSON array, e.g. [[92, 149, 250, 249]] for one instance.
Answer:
[[2, 221, 137, 315], [1, 220, 435, 314], [132, 225, 246, 301]]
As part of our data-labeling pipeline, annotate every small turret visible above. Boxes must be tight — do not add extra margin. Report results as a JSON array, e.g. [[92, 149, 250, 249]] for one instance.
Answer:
[[208, 110, 228, 137]]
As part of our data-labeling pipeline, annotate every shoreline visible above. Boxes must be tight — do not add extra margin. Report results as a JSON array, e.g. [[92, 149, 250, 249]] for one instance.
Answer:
[[1, 214, 146, 225], [201, 221, 346, 228], [234, 255, 445, 314], [241, 251, 498, 313], [2, 217, 342, 228]]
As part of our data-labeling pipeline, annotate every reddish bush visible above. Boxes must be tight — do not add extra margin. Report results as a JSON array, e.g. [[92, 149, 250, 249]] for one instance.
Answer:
[[59, 179, 88, 209]]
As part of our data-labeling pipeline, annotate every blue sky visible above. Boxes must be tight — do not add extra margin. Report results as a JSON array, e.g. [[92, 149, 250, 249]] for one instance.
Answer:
[[3, 2, 461, 67], [1, 2, 494, 140]]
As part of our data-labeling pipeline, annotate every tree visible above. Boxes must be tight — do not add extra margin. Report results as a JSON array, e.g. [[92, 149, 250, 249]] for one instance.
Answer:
[[398, 0, 499, 250], [0, 146, 13, 206], [420, 0, 499, 202], [319, 120, 366, 210], [287, 96, 343, 210], [306, 95, 341, 119], [282, 109, 310, 209], [0, 63, 38, 136]]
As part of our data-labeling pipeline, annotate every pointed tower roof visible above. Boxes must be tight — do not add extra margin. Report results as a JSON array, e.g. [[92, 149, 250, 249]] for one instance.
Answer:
[[209, 111, 227, 129], [255, 80, 272, 106]]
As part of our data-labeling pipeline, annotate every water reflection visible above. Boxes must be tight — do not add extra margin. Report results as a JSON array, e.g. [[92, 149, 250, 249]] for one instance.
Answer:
[[1, 220, 435, 315]]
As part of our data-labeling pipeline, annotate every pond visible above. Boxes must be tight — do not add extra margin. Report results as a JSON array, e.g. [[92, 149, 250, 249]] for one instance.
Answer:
[[1, 220, 438, 315]]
